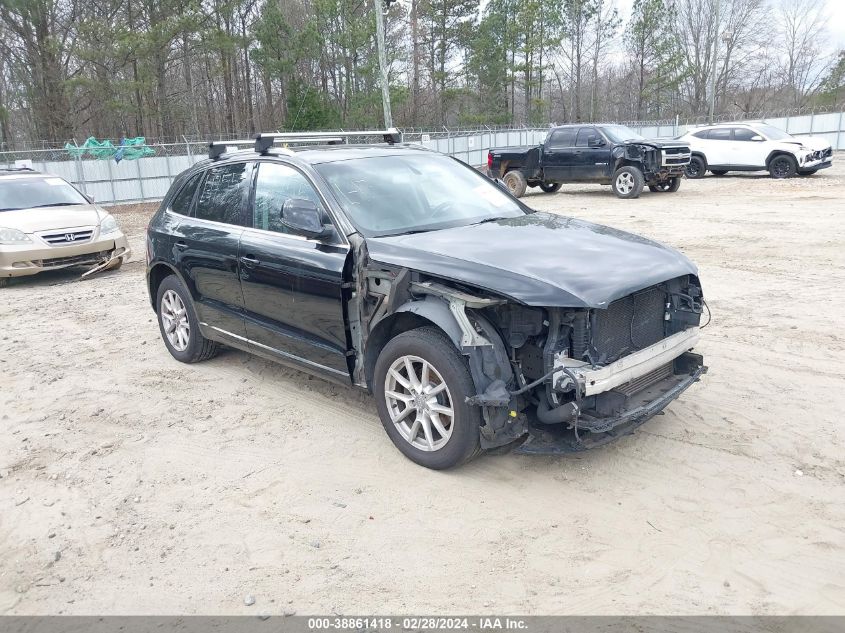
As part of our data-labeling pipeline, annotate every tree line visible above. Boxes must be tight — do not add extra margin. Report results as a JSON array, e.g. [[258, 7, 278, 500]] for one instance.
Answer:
[[0, 0, 842, 148]]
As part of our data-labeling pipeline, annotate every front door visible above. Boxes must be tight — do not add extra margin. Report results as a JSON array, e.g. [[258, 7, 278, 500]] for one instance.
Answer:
[[571, 127, 610, 181], [542, 127, 578, 181], [239, 160, 350, 378], [173, 161, 252, 339]]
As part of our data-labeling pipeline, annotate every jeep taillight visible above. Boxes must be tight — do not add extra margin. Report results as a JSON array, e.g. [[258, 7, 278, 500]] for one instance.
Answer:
[[487, 152, 493, 170]]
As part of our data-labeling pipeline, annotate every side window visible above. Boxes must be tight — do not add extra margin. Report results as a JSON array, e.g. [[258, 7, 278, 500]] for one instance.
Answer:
[[169, 172, 202, 216], [252, 162, 324, 234], [708, 128, 732, 141], [193, 162, 251, 225], [548, 128, 576, 147], [692, 130, 710, 139], [576, 127, 599, 147], [733, 128, 757, 141]]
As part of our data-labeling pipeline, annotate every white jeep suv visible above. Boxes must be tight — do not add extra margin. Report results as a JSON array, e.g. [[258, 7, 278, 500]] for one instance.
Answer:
[[679, 122, 833, 179]]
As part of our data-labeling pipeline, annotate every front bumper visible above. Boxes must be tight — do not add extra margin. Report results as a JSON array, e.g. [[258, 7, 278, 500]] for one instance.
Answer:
[[517, 352, 707, 454], [0, 233, 131, 278]]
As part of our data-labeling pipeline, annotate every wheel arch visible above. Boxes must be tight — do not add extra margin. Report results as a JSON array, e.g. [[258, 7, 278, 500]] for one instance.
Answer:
[[147, 261, 185, 311], [364, 299, 463, 392], [765, 149, 796, 168]]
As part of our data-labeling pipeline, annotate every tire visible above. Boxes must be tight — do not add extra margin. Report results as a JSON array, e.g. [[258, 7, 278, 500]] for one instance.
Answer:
[[156, 275, 219, 363], [648, 177, 681, 193], [373, 326, 482, 470], [710, 169, 728, 176], [685, 155, 706, 179], [539, 182, 562, 193], [611, 166, 644, 199], [0, 278, 8, 288], [769, 154, 797, 179], [502, 170, 528, 198]]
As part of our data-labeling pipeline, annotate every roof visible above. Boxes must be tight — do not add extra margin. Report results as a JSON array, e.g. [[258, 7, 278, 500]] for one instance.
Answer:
[[204, 143, 433, 166], [0, 169, 48, 181]]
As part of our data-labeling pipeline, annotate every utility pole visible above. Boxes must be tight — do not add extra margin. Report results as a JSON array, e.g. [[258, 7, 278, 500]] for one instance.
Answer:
[[708, 0, 721, 124], [374, 0, 393, 128]]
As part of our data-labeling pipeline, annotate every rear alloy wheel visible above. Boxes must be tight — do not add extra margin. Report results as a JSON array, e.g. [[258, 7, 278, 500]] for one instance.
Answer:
[[502, 170, 528, 198], [685, 155, 706, 179], [539, 182, 562, 193], [648, 177, 681, 193], [156, 275, 219, 363], [374, 327, 482, 469], [611, 166, 644, 199], [769, 155, 797, 179]]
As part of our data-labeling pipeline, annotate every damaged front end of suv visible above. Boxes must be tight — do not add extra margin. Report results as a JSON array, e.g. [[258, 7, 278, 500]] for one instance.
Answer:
[[347, 214, 707, 455]]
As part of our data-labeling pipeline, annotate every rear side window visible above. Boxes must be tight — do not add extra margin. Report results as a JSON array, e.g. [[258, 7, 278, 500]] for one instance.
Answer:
[[692, 130, 709, 139], [733, 128, 757, 141], [708, 128, 732, 141], [193, 163, 252, 225], [548, 128, 576, 147], [251, 162, 323, 235], [169, 173, 202, 216]]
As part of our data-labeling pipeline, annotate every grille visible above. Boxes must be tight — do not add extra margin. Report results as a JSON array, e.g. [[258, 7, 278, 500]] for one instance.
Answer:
[[39, 250, 109, 269], [40, 229, 94, 246], [592, 285, 667, 363], [661, 147, 691, 166]]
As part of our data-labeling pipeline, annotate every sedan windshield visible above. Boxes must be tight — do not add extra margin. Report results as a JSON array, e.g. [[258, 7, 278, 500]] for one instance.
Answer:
[[0, 176, 89, 212], [602, 125, 645, 143], [315, 153, 525, 237], [755, 123, 792, 141]]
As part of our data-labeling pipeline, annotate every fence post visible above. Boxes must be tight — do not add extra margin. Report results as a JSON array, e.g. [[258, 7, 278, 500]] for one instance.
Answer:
[[837, 111, 844, 151], [106, 158, 117, 204], [136, 157, 145, 202]]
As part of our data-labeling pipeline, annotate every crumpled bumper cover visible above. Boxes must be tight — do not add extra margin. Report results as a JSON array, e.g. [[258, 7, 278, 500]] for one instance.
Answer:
[[516, 354, 707, 455]]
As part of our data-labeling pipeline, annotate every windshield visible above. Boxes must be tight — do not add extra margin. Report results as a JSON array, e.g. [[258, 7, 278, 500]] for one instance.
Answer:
[[0, 176, 89, 211], [315, 153, 525, 237], [602, 125, 645, 143], [754, 124, 792, 141]]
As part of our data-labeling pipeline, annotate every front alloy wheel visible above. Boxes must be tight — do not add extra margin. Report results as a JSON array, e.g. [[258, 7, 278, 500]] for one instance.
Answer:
[[384, 355, 454, 451], [373, 327, 482, 469], [155, 275, 219, 363]]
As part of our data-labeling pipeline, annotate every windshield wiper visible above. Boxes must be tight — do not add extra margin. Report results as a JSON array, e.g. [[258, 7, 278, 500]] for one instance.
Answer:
[[30, 202, 85, 208], [471, 216, 508, 226]]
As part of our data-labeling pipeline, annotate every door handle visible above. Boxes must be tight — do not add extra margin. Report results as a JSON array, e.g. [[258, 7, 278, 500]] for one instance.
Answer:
[[240, 255, 260, 268], [175, 241, 188, 251]]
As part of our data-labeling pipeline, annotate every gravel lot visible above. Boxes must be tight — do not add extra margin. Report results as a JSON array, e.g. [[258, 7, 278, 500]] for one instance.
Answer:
[[2, 161, 844, 615]]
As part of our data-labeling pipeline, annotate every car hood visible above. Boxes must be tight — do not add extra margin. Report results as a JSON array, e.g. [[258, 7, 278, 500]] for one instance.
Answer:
[[620, 138, 689, 150], [0, 204, 105, 233], [777, 136, 831, 151], [366, 212, 698, 308]]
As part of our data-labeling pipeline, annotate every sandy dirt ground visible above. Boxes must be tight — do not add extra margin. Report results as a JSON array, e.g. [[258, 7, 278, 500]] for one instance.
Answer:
[[1, 161, 844, 616]]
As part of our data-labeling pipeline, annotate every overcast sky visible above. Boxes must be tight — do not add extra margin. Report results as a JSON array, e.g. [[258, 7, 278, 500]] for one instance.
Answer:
[[614, 0, 845, 50]]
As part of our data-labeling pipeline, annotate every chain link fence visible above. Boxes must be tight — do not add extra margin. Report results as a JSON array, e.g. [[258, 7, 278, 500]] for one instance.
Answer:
[[2, 113, 843, 205]]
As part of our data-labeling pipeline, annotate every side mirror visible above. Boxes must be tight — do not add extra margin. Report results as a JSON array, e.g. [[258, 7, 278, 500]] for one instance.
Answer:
[[750, 135, 763, 142], [281, 199, 329, 239], [589, 137, 605, 147]]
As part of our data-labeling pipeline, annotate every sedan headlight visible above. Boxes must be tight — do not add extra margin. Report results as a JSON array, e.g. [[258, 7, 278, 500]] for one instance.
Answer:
[[99, 214, 120, 235], [0, 227, 32, 245]]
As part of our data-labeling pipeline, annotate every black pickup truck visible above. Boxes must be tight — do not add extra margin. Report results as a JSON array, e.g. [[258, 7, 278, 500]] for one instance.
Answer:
[[487, 124, 691, 199]]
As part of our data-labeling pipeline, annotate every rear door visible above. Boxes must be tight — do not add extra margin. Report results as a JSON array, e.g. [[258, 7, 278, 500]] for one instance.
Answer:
[[172, 161, 252, 339], [541, 128, 578, 181], [572, 127, 609, 181], [239, 160, 351, 378], [703, 127, 733, 165]]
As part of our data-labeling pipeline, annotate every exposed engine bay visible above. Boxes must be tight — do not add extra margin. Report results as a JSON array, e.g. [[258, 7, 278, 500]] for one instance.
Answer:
[[348, 243, 707, 454]]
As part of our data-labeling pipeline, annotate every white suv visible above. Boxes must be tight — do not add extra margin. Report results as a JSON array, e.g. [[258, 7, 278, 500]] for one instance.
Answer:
[[679, 122, 833, 179]]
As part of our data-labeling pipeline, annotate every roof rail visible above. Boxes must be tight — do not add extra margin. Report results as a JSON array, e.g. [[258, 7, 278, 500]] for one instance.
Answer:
[[253, 128, 402, 154], [208, 139, 255, 160]]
